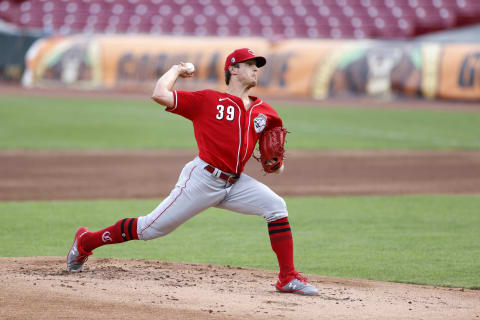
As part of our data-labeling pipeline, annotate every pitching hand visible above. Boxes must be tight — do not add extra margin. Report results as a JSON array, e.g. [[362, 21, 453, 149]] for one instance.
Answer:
[[178, 62, 195, 78]]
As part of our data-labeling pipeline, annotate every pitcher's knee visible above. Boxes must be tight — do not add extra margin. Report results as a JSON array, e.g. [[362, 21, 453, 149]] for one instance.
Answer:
[[136, 216, 178, 240], [263, 196, 288, 223]]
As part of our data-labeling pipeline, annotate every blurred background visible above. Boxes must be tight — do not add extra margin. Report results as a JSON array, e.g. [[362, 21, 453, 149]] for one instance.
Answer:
[[1, 0, 479, 102]]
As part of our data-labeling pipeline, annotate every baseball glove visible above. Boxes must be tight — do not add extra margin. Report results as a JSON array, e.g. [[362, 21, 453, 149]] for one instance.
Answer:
[[257, 126, 288, 173]]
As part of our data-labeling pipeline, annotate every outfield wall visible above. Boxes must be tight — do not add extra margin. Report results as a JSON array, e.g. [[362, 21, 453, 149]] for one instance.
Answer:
[[0, 22, 42, 83], [22, 35, 480, 101]]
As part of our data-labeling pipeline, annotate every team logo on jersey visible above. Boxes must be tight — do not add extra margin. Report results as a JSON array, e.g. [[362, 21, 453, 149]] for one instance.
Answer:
[[253, 113, 267, 133], [102, 231, 113, 243]]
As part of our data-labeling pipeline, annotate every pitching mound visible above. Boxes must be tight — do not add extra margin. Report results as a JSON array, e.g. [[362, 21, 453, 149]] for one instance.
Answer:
[[1, 257, 479, 320]]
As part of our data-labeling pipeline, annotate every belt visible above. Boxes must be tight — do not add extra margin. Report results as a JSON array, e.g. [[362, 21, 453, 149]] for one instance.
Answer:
[[204, 165, 239, 185]]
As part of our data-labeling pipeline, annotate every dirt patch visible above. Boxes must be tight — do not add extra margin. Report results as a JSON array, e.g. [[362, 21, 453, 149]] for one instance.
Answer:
[[1, 150, 480, 201], [1, 257, 479, 320]]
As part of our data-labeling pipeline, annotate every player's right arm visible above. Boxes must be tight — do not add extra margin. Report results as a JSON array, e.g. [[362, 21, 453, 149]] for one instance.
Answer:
[[151, 63, 193, 108]]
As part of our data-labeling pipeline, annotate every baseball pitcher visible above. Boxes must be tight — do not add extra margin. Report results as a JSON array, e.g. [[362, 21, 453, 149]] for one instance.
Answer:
[[67, 48, 318, 295]]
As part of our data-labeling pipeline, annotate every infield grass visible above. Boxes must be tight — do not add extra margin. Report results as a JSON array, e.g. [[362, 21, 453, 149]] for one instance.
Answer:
[[1, 94, 480, 150], [1, 195, 479, 289]]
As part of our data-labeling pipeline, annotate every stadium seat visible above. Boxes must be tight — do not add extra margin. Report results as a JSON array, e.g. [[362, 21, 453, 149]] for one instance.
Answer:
[[455, 0, 480, 25], [0, 0, 477, 39]]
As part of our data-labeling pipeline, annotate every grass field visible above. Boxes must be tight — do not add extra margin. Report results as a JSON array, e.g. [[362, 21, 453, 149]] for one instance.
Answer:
[[0, 195, 479, 289], [1, 94, 479, 289], [1, 94, 480, 150]]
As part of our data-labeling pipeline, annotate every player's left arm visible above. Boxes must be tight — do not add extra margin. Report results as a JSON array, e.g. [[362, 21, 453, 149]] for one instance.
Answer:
[[151, 63, 193, 108]]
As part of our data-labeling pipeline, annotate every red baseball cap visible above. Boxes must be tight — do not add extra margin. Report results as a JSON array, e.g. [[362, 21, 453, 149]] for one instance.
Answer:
[[224, 48, 266, 71]]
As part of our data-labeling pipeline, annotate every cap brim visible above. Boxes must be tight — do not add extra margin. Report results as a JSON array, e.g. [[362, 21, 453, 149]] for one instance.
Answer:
[[242, 56, 267, 68], [254, 56, 267, 68]]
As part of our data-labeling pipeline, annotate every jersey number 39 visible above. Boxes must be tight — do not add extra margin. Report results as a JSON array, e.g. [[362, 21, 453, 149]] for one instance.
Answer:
[[216, 105, 235, 121]]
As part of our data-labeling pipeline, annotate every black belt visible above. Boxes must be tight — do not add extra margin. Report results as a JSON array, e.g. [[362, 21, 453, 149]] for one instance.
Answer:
[[204, 165, 239, 184]]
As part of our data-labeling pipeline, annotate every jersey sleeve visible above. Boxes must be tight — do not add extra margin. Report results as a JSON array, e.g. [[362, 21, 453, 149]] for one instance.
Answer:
[[262, 103, 283, 129], [166, 90, 203, 120], [267, 113, 283, 128]]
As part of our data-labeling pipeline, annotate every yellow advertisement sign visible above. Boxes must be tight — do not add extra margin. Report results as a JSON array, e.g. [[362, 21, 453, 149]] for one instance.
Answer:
[[438, 45, 480, 100], [22, 35, 480, 101], [96, 36, 337, 98], [97, 35, 269, 91], [252, 39, 343, 97]]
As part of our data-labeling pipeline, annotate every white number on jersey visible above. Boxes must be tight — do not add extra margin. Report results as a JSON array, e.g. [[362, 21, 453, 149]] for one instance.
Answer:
[[216, 105, 235, 121]]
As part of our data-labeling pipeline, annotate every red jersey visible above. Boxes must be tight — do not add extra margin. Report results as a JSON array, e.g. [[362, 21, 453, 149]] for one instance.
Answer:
[[168, 89, 283, 175]]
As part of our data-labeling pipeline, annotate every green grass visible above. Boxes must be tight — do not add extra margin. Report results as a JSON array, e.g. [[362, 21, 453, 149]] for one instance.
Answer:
[[275, 105, 480, 150], [1, 195, 479, 289], [1, 94, 479, 150], [0, 95, 194, 149]]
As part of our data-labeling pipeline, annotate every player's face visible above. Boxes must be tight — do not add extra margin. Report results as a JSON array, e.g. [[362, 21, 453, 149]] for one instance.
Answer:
[[237, 60, 259, 88]]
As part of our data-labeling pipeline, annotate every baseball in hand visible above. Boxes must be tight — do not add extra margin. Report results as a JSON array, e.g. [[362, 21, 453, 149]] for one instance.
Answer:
[[275, 164, 284, 175], [184, 62, 195, 73]]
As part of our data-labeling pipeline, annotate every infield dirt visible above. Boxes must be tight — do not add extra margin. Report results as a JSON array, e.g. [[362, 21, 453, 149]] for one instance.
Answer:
[[1, 257, 479, 320], [1, 150, 480, 201], [1, 150, 480, 319]]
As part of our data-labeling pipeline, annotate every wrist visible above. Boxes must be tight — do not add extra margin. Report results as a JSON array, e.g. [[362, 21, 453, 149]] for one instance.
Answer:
[[172, 64, 182, 74]]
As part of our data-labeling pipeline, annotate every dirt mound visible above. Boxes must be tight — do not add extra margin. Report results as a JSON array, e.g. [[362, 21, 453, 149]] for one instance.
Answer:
[[1, 257, 479, 320]]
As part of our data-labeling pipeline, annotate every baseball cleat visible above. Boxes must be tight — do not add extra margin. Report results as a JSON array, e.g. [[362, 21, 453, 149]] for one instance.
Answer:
[[275, 272, 318, 295], [67, 227, 92, 272]]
